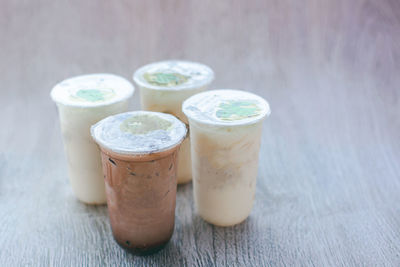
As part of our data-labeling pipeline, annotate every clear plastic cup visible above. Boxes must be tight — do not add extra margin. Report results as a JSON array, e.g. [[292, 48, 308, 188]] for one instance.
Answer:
[[182, 89, 271, 226], [133, 60, 214, 184], [50, 74, 134, 204], [91, 111, 187, 255]]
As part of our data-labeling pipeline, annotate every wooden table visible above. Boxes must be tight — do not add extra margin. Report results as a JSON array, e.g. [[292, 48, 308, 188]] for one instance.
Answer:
[[1, 0, 399, 266]]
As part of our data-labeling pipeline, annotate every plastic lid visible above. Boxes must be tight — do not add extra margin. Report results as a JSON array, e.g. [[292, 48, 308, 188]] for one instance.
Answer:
[[133, 60, 214, 90], [91, 111, 187, 155], [182, 89, 271, 126], [50, 74, 134, 107]]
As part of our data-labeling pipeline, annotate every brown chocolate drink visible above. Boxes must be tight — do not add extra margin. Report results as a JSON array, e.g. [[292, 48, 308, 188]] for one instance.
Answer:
[[100, 146, 178, 254], [91, 111, 187, 255]]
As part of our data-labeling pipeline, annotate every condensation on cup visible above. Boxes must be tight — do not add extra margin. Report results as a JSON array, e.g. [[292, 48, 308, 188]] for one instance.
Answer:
[[91, 111, 187, 255], [50, 74, 134, 204], [182, 89, 271, 226], [133, 60, 214, 184]]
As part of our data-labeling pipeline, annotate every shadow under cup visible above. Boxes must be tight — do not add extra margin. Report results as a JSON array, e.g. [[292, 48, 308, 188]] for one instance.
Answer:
[[99, 145, 180, 255]]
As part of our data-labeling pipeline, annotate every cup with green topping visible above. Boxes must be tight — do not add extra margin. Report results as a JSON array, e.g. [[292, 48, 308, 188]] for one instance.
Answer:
[[133, 60, 214, 184], [50, 74, 134, 204], [91, 111, 187, 255], [182, 89, 271, 226]]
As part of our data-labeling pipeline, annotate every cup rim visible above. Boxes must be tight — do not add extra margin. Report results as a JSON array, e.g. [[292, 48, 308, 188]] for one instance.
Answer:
[[182, 89, 271, 127], [133, 60, 214, 91], [50, 73, 135, 108], [91, 111, 187, 155]]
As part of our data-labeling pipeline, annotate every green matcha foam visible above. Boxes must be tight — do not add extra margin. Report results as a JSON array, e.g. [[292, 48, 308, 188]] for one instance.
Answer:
[[133, 60, 214, 90], [182, 89, 271, 126], [51, 74, 134, 107]]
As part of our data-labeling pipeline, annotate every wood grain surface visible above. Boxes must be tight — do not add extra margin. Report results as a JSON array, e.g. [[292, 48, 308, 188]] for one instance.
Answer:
[[1, 0, 399, 266]]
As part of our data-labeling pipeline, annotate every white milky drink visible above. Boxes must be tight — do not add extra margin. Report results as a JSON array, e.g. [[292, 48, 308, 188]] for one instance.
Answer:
[[51, 74, 134, 204], [182, 90, 270, 226], [133, 60, 214, 184]]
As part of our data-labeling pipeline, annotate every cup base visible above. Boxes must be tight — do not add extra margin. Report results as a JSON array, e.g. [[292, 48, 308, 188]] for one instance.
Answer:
[[114, 237, 169, 256], [76, 197, 107, 206], [200, 214, 250, 227]]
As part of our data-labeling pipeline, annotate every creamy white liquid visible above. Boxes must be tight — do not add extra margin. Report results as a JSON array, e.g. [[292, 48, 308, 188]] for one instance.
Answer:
[[134, 61, 214, 184], [190, 120, 263, 226], [182, 89, 270, 226], [140, 86, 206, 183], [57, 101, 130, 204], [51, 74, 134, 204]]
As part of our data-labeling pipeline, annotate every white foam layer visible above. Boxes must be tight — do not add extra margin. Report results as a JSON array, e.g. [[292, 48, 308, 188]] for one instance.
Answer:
[[51, 74, 134, 107], [133, 60, 214, 90], [182, 89, 271, 126], [91, 111, 187, 155]]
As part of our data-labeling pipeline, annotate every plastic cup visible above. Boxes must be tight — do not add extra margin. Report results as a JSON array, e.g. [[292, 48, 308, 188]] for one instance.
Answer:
[[182, 89, 271, 226], [91, 111, 187, 255], [50, 74, 134, 204], [133, 60, 214, 184]]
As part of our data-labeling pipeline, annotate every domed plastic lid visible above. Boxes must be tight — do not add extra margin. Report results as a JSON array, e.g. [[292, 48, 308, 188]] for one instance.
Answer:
[[182, 89, 271, 126], [50, 74, 134, 107], [133, 60, 214, 90], [91, 111, 187, 155]]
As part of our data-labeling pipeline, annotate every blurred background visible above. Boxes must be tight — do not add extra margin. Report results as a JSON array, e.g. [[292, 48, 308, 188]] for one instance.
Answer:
[[2, 0, 399, 119], [1, 0, 399, 266], [2, 0, 399, 144], [2, 0, 399, 154]]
